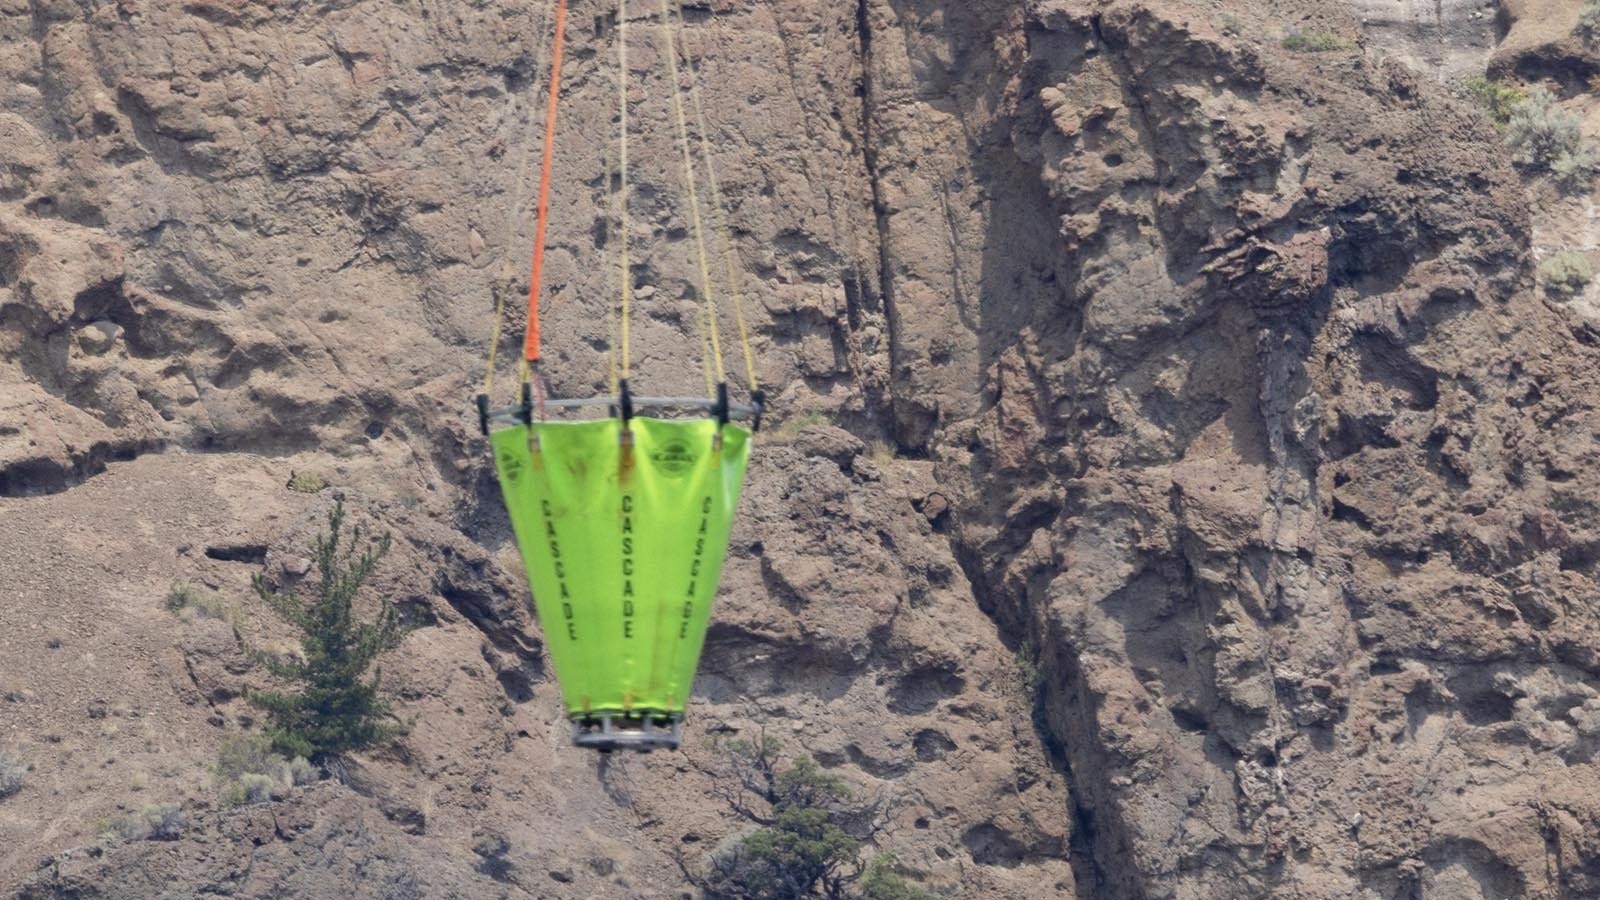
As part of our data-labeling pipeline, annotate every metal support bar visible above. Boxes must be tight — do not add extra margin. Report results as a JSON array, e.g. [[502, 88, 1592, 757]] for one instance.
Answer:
[[484, 395, 761, 427], [571, 715, 682, 752]]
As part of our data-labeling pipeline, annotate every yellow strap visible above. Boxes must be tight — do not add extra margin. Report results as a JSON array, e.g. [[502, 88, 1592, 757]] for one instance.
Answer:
[[660, 0, 723, 395], [671, 0, 757, 393], [483, 0, 560, 398], [602, 123, 620, 397], [617, 0, 633, 386]]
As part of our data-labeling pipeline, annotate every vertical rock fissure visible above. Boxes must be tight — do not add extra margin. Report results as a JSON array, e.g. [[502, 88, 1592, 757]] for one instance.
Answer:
[[949, 540, 1120, 899], [854, 0, 900, 443]]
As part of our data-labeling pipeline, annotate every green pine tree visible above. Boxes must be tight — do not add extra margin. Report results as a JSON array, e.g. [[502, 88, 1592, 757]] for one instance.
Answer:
[[249, 501, 410, 760]]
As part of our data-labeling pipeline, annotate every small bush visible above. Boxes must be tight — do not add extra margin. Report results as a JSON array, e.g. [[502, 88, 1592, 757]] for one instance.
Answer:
[[217, 734, 316, 806], [861, 855, 937, 900], [1282, 30, 1350, 52], [1506, 88, 1585, 171], [288, 756, 319, 786], [143, 803, 186, 840], [1554, 143, 1600, 192], [99, 816, 148, 844], [1220, 14, 1242, 36], [1015, 650, 1041, 695], [217, 734, 284, 782], [166, 583, 233, 623], [1540, 251, 1595, 297], [0, 754, 26, 799], [1459, 76, 1526, 127], [287, 471, 327, 494], [1579, 0, 1600, 45], [774, 410, 830, 440], [239, 773, 277, 805]]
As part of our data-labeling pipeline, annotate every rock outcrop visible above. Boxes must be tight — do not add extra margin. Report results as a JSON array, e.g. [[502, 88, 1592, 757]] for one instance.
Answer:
[[4, 0, 1600, 898]]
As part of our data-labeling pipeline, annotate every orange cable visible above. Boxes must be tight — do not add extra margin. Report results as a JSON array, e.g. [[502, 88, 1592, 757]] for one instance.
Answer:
[[522, 0, 570, 364]]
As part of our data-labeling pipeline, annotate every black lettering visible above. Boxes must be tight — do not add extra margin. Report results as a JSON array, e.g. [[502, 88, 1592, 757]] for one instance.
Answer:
[[622, 495, 633, 513], [539, 501, 575, 641], [624, 621, 633, 638]]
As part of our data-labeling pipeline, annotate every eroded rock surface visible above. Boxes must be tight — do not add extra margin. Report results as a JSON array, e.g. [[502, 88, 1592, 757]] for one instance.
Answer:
[[5, 0, 1600, 898]]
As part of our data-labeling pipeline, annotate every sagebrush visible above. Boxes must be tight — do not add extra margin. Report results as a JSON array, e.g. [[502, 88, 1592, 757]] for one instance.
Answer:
[[1580, 0, 1600, 45], [142, 803, 186, 840], [0, 754, 25, 799], [1282, 30, 1349, 52], [216, 733, 319, 807], [1506, 88, 1590, 181], [1540, 251, 1595, 297]]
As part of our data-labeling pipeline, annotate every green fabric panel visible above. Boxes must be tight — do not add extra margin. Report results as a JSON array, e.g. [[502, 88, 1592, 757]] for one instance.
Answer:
[[491, 417, 750, 719]]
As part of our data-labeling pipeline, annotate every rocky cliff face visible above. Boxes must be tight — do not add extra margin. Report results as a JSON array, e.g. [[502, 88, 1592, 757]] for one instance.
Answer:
[[4, 0, 1600, 898]]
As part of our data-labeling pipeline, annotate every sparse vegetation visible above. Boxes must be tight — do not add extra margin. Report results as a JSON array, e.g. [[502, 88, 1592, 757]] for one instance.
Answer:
[[1506, 87, 1591, 182], [774, 410, 831, 440], [165, 582, 235, 624], [0, 753, 26, 799], [99, 816, 148, 844], [248, 501, 410, 760], [1579, 0, 1600, 46], [1219, 13, 1242, 36], [288, 755, 318, 786], [287, 470, 327, 494], [1015, 649, 1041, 695], [1282, 30, 1350, 52], [239, 773, 277, 805], [1459, 76, 1526, 127], [688, 735, 930, 900], [142, 803, 186, 840], [1554, 143, 1600, 192], [1540, 251, 1595, 297], [860, 855, 937, 900], [217, 732, 285, 780], [216, 733, 320, 807]]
